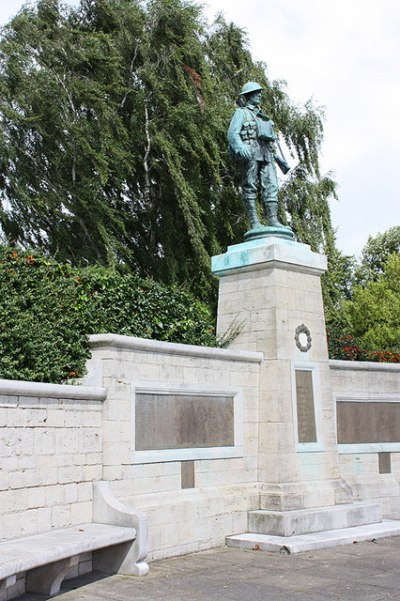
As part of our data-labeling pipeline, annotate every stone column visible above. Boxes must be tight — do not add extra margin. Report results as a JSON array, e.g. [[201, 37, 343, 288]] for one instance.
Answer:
[[212, 236, 352, 511]]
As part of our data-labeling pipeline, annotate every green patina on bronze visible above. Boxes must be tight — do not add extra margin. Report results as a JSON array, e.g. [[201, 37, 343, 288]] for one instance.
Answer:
[[228, 82, 294, 241]]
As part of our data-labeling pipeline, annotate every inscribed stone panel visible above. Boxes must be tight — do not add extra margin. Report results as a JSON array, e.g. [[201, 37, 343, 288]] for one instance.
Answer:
[[135, 393, 234, 451], [337, 402, 400, 444], [295, 370, 317, 443]]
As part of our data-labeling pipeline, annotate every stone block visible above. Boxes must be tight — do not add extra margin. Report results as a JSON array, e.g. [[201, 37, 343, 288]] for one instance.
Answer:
[[9, 488, 30, 512], [137, 364, 161, 380], [3, 511, 30, 538], [33, 429, 56, 455], [45, 485, 66, 507], [55, 430, 79, 455], [79, 429, 103, 452], [83, 464, 103, 481], [78, 555, 93, 576], [103, 442, 130, 465], [70, 501, 92, 524], [8, 470, 33, 490], [51, 505, 72, 528], [152, 475, 181, 493], [18, 455, 38, 470], [63, 410, 85, 428], [25, 486, 47, 509], [0, 394, 17, 408], [39, 466, 58, 486], [101, 378, 131, 401], [64, 483, 79, 504], [0, 456, 18, 472], [0, 473, 8, 491], [37, 507, 52, 533], [13, 407, 48, 427], [77, 482, 92, 502], [129, 477, 155, 496], [58, 465, 83, 484], [248, 502, 382, 536], [83, 452, 102, 466], [105, 398, 131, 421], [103, 465, 123, 481]]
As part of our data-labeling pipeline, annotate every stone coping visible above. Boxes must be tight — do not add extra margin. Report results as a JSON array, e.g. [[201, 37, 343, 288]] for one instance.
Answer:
[[0, 378, 107, 400], [89, 333, 263, 363], [211, 236, 327, 277], [330, 359, 400, 373]]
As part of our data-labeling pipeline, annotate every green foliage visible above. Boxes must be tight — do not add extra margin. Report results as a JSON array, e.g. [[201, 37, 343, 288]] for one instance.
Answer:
[[327, 327, 400, 363], [354, 226, 400, 286], [0, 247, 90, 383], [282, 166, 337, 251], [326, 224, 400, 361], [0, 245, 216, 383], [0, 0, 339, 306], [342, 253, 400, 352], [322, 247, 355, 328]]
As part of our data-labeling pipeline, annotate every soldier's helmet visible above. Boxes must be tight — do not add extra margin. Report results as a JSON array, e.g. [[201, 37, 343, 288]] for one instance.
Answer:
[[240, 81, 263, 96]]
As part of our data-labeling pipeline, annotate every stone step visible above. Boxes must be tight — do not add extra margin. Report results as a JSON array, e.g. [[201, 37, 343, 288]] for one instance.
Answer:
[[226, 519, 400, 554], [248, 502, 382, 536]]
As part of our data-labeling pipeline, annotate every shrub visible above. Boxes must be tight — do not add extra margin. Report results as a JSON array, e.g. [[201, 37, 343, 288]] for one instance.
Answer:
[[327, 326, 400, 363], [0, 246, 216, 383]]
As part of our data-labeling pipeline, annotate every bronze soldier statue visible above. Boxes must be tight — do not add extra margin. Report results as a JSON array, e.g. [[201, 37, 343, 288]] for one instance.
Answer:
[[228, 81, 293, 239]]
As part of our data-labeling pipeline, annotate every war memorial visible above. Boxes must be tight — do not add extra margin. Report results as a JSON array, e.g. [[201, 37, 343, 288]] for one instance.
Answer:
[[0, 83, 400, 599]]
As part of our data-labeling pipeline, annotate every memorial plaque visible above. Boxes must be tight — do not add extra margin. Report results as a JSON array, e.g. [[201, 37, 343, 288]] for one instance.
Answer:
[[378, 452, 391, 474], [337, 401, 400, 444], [135, 393, 234, 451], [295, 370, 317, 443], [181, 461, 195, 488]]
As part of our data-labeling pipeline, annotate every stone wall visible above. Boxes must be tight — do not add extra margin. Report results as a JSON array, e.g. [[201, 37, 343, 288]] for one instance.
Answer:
[[0, 380, 106, 541], [84, 334, 263, 560], [0, 335, 262, 564], [1, 339, 400, 574], [330, 360, 400, 517]]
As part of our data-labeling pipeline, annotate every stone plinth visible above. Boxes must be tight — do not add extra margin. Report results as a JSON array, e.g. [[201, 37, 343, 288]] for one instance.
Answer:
[[247, 502, 381, 536], [212, 237, 352, 511]]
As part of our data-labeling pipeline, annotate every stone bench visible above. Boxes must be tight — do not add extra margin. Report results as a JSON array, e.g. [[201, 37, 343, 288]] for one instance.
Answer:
[[0, 523, 136, 596], [0, 481, 149, 597]]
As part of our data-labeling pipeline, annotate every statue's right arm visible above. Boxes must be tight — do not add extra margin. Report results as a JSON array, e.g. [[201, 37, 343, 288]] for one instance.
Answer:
[[228, 109, 248, 157]]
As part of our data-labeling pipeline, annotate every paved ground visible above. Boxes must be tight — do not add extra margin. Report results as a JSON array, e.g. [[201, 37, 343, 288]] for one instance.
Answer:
[[21, 536, 400, 601]]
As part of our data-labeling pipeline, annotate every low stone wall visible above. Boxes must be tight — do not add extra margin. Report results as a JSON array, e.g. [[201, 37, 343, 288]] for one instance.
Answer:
[[0, 380, 107, 599], [84, 334, 263, 560], [2, 340, 400, 579], [0, 380, 106, 541], [0, 334, 263, 564], [330, 360, 400, 517]]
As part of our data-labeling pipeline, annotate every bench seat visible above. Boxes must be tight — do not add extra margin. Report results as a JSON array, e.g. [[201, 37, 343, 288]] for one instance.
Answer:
[[0, 523, 136, 596]]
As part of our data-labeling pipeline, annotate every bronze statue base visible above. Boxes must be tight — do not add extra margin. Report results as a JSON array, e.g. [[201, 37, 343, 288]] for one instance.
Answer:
[[244, 224, 295, 242]]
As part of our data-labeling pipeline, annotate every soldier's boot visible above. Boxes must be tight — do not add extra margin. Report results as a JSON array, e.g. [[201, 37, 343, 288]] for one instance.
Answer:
[[264, 201, 284, 227], [244, 196, 262, 229]]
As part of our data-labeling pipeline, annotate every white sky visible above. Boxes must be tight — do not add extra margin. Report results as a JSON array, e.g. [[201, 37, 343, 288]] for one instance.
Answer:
[[1, 0, 399, 257]]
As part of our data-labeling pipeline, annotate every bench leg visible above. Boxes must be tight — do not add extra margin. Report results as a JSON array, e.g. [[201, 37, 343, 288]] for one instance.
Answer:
[[93, 540, 149, 577], [93, 481, 149, 576], [26, 556, 79, 596], [0, 575, 17, 592]]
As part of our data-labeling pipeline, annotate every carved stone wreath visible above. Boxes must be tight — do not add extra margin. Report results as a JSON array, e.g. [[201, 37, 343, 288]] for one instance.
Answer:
[[295, 324, 312, 352]]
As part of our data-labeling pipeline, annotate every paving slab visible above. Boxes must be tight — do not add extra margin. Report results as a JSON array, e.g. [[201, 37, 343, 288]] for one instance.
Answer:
[[226, 519, 400, 554], [16, 535, 400, 601]]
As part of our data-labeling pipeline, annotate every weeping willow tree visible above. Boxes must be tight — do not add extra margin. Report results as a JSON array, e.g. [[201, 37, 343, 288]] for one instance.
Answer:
[[0, 0, 341, 305]]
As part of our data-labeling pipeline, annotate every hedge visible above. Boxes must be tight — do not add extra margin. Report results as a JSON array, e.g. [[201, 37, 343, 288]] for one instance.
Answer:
[[0, 246, 217, 383]]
